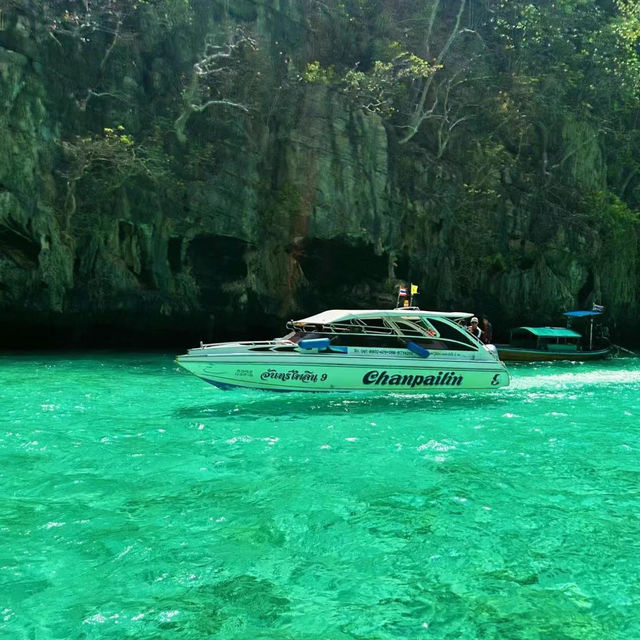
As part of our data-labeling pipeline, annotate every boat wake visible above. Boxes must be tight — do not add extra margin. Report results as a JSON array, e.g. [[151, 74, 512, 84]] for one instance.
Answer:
[[173, 387, 513, 418], [510, 363, 640, 391]]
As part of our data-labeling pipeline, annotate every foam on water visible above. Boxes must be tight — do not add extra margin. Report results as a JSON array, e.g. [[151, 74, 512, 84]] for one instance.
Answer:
[[510, 359, 640, 391]]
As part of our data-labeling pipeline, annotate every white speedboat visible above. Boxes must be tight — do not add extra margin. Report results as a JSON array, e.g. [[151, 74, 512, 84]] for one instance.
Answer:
[[176, 308, 510, 392]]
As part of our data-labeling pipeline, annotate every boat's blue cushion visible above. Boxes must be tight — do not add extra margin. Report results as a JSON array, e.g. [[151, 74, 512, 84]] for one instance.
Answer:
[[407, 341, 430, 358], [329, 346, 348, 353], [299, 338, 331, 351]]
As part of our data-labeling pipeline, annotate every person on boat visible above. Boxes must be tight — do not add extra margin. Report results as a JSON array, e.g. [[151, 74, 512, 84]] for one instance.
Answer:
[[480, 316, 493, 344], [467, 317, 482, 339]]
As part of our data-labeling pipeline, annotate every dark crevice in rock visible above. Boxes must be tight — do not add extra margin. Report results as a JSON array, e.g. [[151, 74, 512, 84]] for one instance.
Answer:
[[187, 234, 249, 310], [298, 238, 388, 310], [578, 269, 594, 308], [0, 227, 40, 268]]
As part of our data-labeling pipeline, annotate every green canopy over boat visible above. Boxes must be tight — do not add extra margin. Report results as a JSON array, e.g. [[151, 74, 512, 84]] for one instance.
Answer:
[[513, 327, 581, 339]]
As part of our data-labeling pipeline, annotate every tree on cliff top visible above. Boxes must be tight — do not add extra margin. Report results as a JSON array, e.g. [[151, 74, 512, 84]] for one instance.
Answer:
[[302, 0, 485, 152], [173, 28, 257, 144]]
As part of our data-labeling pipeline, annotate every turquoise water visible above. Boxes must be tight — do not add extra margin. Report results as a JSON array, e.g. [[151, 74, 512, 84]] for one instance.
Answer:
[[1, 354, 640, 639]]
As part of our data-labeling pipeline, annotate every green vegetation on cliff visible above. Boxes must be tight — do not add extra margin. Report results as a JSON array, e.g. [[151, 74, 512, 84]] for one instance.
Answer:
[[0, 0, 639, 346]]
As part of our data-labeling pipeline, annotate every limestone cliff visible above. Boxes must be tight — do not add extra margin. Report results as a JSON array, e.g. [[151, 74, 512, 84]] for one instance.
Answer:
[[0, 1, 638, 347]]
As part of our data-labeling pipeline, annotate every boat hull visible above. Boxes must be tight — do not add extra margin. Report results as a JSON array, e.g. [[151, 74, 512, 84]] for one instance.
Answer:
[[495, 345, 613, 362], [176, 351, 510, 392]]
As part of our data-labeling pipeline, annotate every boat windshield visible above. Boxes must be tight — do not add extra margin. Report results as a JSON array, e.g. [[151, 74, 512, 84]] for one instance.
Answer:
[[288, 314, 478, 351]]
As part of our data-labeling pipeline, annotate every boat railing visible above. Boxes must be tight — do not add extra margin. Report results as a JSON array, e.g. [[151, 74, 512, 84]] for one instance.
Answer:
[[198, 339, 286, 349], [286, 314, 486, 352], [293, 327, 478, 352]]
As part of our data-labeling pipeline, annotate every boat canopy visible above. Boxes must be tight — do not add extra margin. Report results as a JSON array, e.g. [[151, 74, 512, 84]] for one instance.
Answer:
[[563, 310, 603, 318], [292, 309, 473, 326], [513, 326, 581, 338]]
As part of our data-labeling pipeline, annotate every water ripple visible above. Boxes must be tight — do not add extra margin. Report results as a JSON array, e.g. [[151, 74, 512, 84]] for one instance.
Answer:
[[1, 353, 639, 639]]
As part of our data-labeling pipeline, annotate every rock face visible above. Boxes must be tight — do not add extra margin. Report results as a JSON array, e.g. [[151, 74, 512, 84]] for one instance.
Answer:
[[0, 2, 638, 348]]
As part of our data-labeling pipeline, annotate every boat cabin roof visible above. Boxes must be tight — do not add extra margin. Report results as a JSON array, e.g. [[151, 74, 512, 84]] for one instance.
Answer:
[[292, 308, 473, 327], [513, 326, 581, 339]]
